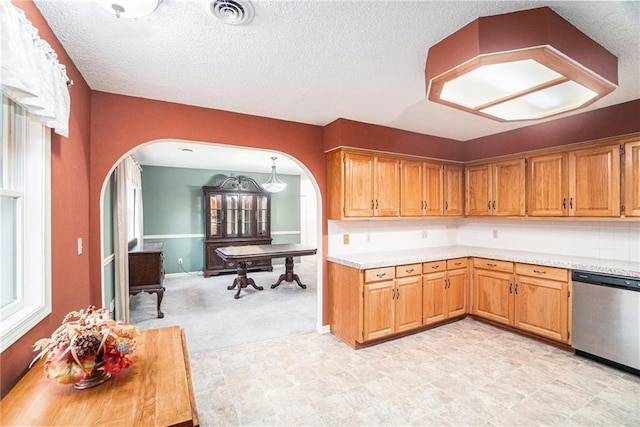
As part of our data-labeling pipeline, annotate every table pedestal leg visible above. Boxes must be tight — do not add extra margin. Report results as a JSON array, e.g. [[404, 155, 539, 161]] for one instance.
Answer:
[[271, 256, 307, 289], [227, 261, 263, 299]]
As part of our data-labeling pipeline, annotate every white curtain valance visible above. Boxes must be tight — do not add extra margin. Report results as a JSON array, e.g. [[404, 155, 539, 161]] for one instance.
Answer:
[[0, 0, 71, 137]]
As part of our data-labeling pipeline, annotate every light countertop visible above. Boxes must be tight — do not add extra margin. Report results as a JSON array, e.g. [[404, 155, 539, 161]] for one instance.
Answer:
[[327, 246, 640, 278]]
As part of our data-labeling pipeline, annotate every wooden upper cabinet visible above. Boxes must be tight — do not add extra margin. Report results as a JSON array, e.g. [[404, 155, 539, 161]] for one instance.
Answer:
[[327, 149, 400, 218], [400, 161, 445, 217], [465, 159, 525, 216], [400, 160, 424, 216], [569, 144, 620, 217], [493, 158, 526, 216], [444, 165, 463, 216], [624, 139, 640, 217], [374, 155, 401, 216], [465, 164, 491, 216], [527, 152, 569, 217], [344, 151, 375, 217]]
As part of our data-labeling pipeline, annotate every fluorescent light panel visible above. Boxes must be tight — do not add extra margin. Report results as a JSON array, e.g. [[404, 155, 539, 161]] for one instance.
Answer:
[[439, 59, 599, 120]]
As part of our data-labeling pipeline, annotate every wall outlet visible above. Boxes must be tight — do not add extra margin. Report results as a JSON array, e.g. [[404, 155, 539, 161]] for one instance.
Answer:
[[343, 234, 350, 245], [365, 233, 371, 243], [492, 230, 499, 239], [422, 230, 428, 239], [178, 257, 183, 265]]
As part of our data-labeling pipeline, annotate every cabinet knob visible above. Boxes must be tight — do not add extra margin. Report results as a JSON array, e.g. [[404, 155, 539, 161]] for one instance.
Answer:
[[532, 269, 546, 274], [376, 273, 386, 278], [487, 263, 497, 267], [432, 265, 440, 269], [406, 268, 414, 273]]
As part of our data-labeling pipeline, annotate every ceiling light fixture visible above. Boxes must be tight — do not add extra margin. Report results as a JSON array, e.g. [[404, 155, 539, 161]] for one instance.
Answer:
[[425, 7, 618, 122], [96, 0, 162, 19], [209, 0, 254, 26], [262, 157, 287, 193]]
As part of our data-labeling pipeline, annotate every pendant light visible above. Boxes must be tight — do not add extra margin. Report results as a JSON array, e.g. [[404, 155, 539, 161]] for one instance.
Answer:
[[262, 157, 287, 193]]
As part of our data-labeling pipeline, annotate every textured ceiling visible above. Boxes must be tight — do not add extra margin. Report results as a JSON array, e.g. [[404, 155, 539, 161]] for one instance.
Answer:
[[32, 0, 639, 171]]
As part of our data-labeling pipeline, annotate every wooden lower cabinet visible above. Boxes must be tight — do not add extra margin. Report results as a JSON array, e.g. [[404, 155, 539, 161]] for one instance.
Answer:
[[422, 258, 468, 325], [473, 265, 513, 326], [514, 264, 571, 343], [329, 262, 425, 347], [362, 278, 395, 341], [362, 264, 422, 342], [471, 258, 571, 344]]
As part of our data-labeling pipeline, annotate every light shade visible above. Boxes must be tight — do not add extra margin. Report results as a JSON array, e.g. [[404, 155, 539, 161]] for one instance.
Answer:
[[425, 7, 618, 122], [96, 0, 162, 19], [262, 157, 287, 193]]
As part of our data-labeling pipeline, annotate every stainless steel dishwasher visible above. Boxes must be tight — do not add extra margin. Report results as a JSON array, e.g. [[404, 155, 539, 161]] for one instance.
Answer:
[[572, 270, 640, 373]]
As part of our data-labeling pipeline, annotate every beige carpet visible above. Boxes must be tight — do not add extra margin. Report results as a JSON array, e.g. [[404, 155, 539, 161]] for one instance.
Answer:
[[129, 258, 318, 354]]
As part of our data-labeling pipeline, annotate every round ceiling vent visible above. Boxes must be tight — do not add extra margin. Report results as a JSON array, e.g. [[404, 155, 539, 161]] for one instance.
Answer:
[[209, 0, 254, 25]]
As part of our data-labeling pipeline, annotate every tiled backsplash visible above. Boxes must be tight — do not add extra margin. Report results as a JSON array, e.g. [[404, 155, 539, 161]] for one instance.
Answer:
[[328, 218, 640, 263]]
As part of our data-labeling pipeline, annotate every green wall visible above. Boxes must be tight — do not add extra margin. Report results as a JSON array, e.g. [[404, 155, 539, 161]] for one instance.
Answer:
[[141, 166, 301, 274]]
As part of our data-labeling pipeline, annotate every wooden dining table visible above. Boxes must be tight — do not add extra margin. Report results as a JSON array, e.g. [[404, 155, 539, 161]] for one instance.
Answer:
[[215, 243, 317, 299]]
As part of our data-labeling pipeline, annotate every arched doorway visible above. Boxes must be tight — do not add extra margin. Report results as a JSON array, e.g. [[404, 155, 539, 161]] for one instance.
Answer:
[[99, 140, 324, 350]]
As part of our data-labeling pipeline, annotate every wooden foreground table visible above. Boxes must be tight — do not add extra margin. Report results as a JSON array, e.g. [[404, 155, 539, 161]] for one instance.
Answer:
[[0, 326, 199, 426]]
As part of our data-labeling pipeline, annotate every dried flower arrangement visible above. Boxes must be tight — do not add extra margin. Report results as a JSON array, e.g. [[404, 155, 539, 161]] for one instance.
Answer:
[[31, 306, 139, 385]]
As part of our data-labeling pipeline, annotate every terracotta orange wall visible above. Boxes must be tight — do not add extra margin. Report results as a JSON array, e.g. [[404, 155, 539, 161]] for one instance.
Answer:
[[324, 118, 466, 161], [88, 91, 327, 324], [462, 100, 640, 161], [0, 0, 92, 398]]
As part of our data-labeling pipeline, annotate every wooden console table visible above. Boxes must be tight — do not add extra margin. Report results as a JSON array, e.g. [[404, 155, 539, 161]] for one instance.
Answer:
[[129, 241, 165, 318], [0, 326, 199, 426], [215, 243, 317, 299]]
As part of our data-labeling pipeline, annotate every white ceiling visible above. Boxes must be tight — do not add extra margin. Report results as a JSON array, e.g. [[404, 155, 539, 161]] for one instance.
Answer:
[[34, 0, 640, 173]]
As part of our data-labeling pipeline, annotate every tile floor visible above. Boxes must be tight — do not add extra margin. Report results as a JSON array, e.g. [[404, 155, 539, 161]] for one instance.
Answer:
[[189, 318, 639, 426]]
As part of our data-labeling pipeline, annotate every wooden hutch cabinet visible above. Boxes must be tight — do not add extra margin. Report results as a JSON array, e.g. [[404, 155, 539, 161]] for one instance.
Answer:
[[203, 176, 272, 277]]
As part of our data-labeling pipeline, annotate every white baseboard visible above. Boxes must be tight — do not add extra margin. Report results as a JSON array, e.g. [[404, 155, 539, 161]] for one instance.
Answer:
[[318, 324, 330, 334]]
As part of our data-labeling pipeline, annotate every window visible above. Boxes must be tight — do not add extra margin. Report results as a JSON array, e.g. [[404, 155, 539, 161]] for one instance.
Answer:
[[0, 95, 51, 352]]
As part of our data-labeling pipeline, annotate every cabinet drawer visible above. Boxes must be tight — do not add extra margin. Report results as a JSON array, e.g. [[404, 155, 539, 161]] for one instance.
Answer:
[[396, 263, 421, 278], [365, 267, 395, 282], [447, 258, 468, 270], [516, 263, 568, 282], [423, 260, 446, 273], [474, 258, 514, 273]]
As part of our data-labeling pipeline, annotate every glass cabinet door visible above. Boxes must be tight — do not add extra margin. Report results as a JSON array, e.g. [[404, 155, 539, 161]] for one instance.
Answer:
[[226, 194, 239, 237], [256, 195, 268, 236], [208, 194, 223, 238], [240, 195, 253, 236]]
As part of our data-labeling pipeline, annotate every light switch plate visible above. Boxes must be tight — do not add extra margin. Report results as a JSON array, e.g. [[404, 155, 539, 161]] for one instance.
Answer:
[[77, 237, 83, 255]]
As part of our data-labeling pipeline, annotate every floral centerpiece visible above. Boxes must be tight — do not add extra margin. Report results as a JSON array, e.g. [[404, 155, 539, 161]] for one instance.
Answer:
[[31, 306, 139, 387]]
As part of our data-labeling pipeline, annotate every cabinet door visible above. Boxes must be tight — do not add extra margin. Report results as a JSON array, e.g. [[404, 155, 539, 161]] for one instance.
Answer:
[[446, 268, 467, 318], [375, 156, 400, 216], [225, 194, 240, 237], [400, 160, 424, 216], [205, 193, 223, 238], [625, 140, 640, 217], [514, 275, 568, 342], [344, 152, 375, 217], [493, 159, 525, 216], [527, 153, 568, 216], [256, 195, 270, 236], [444, 165, 464, 216], [423, 272, 446, 325], [465, 164, 491, 216], [473, 269, 513, 326], [425, 163, 444, 216], [362, 280, 395, 341], [239, 194, 254, 237], [395, 276, 423, 333], [569, 144, 621, 217]]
